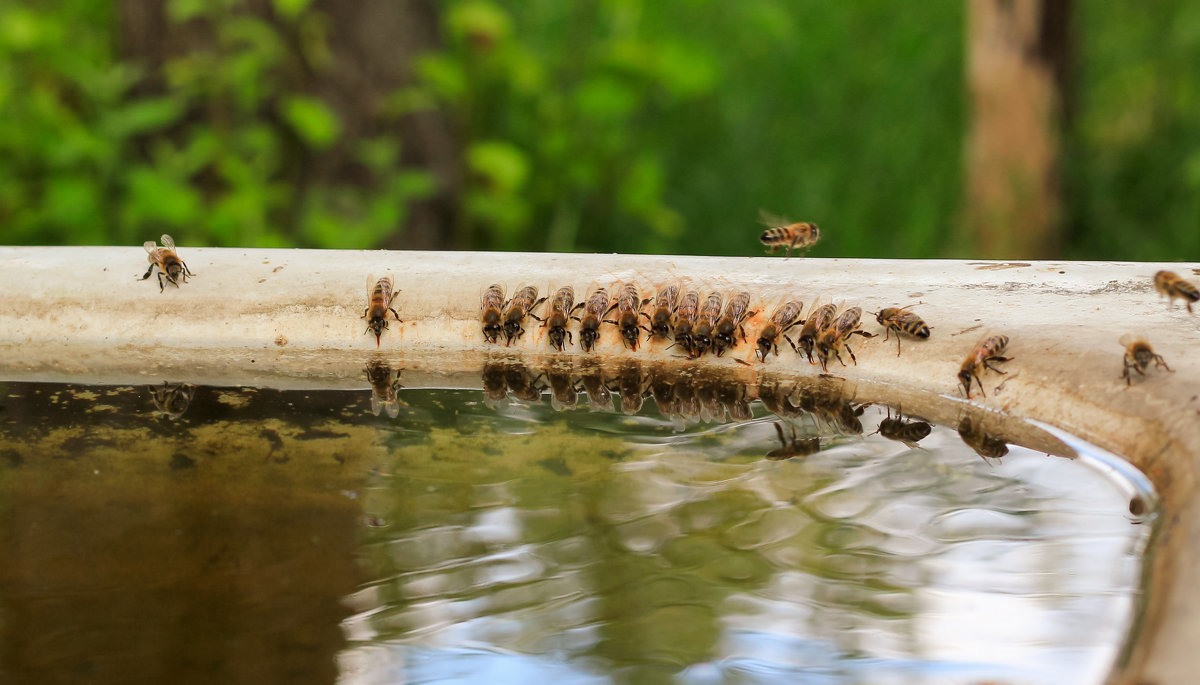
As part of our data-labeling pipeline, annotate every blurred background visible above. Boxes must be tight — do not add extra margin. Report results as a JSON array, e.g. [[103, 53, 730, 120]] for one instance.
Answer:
[[1, 0, 1197, 260]]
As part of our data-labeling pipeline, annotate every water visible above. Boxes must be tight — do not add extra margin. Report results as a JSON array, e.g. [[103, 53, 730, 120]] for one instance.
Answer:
[[0, 365, 1154, 685]]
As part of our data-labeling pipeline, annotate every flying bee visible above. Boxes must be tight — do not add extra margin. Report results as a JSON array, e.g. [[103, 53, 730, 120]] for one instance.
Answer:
[[712, 291, 755, 357], [642, 284, 680, 341], [873, 407, 931, 448], [1153, 270, 1199, 313], [572, 287, 611, 352], [1120, 334, 1173, 386], [766, 422, 821, 460], [543, 286, 576, 351], [756, 300, 805, 362], [874, 305, 931, 356], [758, 210, 820, 258], [689, 291, 725, 357], [958, 416, 1009, 462], [364, 359, 403, 418], [604, 283, 649, 351], [959, 334, 1012, 398], [502, 285, 547, 346], [481, 284, 506, 343], [815, 306, 875, 371], [669, 290, 701, 355], [797, 303, 837, 364], [363, 275, 402, 348], [139, 234, 196, 292]]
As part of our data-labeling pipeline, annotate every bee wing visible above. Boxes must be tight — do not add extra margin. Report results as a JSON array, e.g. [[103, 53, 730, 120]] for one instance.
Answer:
[[480, 282, 507, 307], [1118, 333, 1140, 348], [160, 234, 176, 251], [758, 209, 792, 228], [366, 273, 377, 299], [144, 240, 159, 255]]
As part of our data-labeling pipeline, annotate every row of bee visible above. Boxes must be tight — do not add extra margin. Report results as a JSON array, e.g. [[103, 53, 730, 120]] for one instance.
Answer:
[[137, 234, 1192, 392], [477, 282, 931, 366]]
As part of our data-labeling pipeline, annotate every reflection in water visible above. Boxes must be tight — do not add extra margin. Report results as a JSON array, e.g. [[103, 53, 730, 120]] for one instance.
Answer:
[[875, 407, 933, 448], [958, 415, 1011, 461], [765, 421, 821, 459], [0, 374, 1153, 685], [148, 381, 196, 419], [364, 358, 403, 418]]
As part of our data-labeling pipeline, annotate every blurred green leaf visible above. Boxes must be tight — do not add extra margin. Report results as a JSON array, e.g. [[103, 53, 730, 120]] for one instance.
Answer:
[[447, 0, 511, 47], [273, 0, 314, 21], [280, 96, 341, 149], [468, 140, 529, 194], [100, 96, 186, 140]]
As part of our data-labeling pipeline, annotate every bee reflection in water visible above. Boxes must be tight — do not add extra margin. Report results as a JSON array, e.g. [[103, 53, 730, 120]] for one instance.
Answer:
[[148, 382, 196, 420], [765, 422, 821, 460], [364, 359, 404, 418], [958, 416, 1009, 462]]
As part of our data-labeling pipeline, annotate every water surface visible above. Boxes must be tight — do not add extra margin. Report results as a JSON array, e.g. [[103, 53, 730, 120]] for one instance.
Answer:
[[0, 370, 1153, 685]]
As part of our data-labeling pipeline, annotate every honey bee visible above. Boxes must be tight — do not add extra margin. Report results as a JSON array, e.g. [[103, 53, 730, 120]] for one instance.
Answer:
[[572, 287, 611, 352], [364, 359, 403, 418], [712, 291, 755, 357], [958, 334, 1012, 398], [873, 407, 931, 448], [481, 284, 506, 343], [148, 382, 196, 419], [756, 300, 805, 362], [604, 283, 649, 351], [502, 285, 547, 346], [543, 286, 576, 351], [1120, 334, 1172, 385], [759, 210, 820, 258], [689, 291, 725, 357], [874, 305, 931, 356], [139, 234, 196, 292], [766, 422, 821, 460], [815, 306, 875, 371], [958, 416, 1009, 461], [1154, 270, 1199, 313], [363, 275, 402, 348], [797, 303, 837, 364], [642, 284, 680, 341], [669, 290, 701, 355]]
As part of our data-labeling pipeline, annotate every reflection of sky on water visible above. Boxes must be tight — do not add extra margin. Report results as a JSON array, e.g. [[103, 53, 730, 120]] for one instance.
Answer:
[[337, 395, 1148, 685]]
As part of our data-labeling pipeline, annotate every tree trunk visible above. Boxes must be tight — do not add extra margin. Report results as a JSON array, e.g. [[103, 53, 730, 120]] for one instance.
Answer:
[[965, 0, 1071, 258], [117, 0, 460, 250]]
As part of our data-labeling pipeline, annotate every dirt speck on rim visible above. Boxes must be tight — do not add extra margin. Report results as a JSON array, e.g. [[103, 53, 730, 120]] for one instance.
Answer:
[[275, 335, 288, 347], [970, 262, 1032, 270]]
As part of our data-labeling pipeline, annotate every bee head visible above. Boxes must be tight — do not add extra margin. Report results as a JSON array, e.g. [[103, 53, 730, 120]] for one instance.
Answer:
[[958, 369, 973, 396], [579, 327, 600, 351], [483, 322, 503, 343], [621, 325, 640, 349], [713, 331, 734, 354], [503, 320, 524, 344], [692, 334, 711, 357], [366, 316, 390, 347], [873, 310, 886, 326], [548, 326, 567, 351]]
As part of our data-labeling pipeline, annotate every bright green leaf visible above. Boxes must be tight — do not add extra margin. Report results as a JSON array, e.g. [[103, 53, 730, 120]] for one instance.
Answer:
[[273, 0, 314, 21], [468, 141, 529, 194], [280, 96, 341, 149]]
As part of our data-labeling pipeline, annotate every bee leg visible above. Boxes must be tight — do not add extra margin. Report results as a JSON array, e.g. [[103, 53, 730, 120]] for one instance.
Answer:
[[569, 302, 584, 315], [974, 374, 987, 398], [140, 264, 156, 281], [157, 272, 167, 292], [182, 260, 196, 277], [983, 361, 1008, 374], [566, 331, 574, 346], [529, 313, 546, 323], [783, 335, 798, 353], [895, 335, 902, 357], [1156, 354, 1173, 372], [603, 319, 619, 326], [388, 307, 402, 323], [603, 302, 619, 317]]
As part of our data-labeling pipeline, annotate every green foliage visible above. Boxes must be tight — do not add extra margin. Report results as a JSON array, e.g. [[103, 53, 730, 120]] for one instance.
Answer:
[[0, 0, 429, 248], [1, 1, 1198, 259]]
